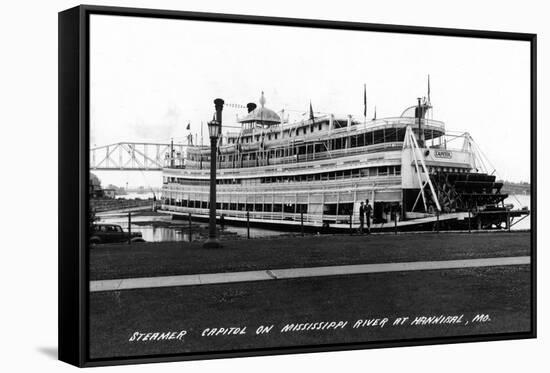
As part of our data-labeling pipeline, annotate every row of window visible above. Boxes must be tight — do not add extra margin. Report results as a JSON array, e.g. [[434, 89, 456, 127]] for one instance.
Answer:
[[187, 127, 410, 163], [227, 120, 352, 144], [162, 200, 377, 216], [262, 166, 401, 183], [163, 199, 309, 213], [162, 166, 402, 186]]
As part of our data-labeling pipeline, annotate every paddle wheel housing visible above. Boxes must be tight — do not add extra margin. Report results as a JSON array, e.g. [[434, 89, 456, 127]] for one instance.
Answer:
[[430, 171, 507, 213], [429, 171, 518, 229]]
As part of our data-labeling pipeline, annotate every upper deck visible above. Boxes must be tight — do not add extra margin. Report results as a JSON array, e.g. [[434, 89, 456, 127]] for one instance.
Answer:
[[169, 116, 445, 171]]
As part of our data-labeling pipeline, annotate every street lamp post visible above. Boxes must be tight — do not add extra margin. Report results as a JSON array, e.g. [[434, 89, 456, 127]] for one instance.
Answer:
[[203, 98, 224, 248]]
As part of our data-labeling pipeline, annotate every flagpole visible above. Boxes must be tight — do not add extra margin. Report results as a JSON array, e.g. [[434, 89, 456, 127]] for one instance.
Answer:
[[363, 83, 367, 126], [428, 74, 432, 104], [428, 74, 433, 119]]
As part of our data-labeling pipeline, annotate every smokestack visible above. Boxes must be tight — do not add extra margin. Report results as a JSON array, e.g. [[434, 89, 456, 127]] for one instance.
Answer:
[[214, 98, 224, 123], [214, 98, 224, 145], [416, 97, 425, 147], [246, 103, 257, 113]]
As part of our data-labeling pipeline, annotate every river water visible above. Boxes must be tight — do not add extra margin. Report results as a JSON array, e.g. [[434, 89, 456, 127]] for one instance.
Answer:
[[98, 193, 531, 243], [504, 194, 531, 231], [96, 213, 285, 242]]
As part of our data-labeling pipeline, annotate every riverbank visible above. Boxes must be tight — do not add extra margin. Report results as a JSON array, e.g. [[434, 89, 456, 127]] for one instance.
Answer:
[[91, 197, 153, 213], [90, 231, 530, 281]]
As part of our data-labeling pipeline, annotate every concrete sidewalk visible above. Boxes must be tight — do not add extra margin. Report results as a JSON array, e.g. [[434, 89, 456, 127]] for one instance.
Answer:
[[90, 256, 530, 292]]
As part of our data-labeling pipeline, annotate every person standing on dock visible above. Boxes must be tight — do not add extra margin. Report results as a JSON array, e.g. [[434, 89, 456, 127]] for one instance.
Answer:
[[365, 199, 372, 234], [359, 202, 365, 234]]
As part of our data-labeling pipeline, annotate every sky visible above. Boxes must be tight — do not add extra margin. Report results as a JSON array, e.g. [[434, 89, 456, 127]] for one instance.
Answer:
[[90, 14, 531, 187]]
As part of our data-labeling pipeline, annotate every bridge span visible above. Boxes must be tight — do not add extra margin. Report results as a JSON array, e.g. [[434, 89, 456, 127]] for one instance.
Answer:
[[90, 142, 188, 171]]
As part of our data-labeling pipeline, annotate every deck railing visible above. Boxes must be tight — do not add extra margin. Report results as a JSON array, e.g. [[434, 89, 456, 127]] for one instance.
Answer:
[[183, 141, 404, 170], [228, 116, 444, 139], [159, 205, 352, 226], [166, 117, 445, 169], [162, 175, 402, 194]]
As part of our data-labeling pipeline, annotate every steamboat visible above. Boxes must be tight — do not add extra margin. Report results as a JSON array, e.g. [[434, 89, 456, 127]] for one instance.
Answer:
[[160, 90, 529, 232]]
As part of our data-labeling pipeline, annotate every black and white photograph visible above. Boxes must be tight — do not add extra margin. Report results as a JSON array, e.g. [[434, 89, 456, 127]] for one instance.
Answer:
[[3, 0, 550, 370], [4, 0, 550, 370], [80, 8, 535, 363]]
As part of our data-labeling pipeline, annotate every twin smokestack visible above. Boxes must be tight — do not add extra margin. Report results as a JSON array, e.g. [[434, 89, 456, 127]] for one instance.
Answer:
[[246, 103, 257, 113]]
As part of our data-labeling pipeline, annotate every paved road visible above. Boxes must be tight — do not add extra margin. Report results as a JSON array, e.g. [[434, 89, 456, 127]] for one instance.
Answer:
[[90, 255, 530, 292]]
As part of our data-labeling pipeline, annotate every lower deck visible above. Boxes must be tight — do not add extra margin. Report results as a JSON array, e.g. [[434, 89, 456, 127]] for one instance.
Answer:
[[159, 205, 470, 232], [161, 175, 403, 223]]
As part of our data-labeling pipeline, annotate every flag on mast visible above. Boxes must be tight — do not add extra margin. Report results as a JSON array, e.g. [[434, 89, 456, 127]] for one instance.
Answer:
[[363, 84, 367, 118], [373, 106, 377, 120], [309, 100, 314, 121]]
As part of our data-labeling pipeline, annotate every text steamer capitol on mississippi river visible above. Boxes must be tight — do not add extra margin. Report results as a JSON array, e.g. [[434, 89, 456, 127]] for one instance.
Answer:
[[159, 89, 529, 232]]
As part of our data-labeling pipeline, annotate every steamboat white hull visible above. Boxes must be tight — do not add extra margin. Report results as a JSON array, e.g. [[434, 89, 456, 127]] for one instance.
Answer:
[[160, 95, 527, 232]]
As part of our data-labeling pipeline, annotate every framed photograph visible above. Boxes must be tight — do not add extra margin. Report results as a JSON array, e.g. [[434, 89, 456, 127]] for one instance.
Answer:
[[58, 5, 536, 367]]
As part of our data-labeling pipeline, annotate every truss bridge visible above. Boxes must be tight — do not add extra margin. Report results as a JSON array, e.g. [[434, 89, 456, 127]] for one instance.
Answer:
[[90, 142, 187, 171]]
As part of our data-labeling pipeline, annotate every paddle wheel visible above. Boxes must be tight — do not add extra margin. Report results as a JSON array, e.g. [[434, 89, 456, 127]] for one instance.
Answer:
[[430, 171, 507, 213], [428, 171, 520, 229]]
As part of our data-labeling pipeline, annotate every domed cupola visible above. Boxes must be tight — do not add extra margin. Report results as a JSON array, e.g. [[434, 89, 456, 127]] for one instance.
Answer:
[[238, 92, 281, 125]]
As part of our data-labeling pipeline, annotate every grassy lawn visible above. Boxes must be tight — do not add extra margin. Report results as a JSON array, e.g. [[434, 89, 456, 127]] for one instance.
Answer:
[[90, 232, 530, 280], [89, 264, 531, 359]]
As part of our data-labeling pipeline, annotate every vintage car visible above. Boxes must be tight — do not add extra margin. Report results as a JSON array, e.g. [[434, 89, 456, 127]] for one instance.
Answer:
[[90, 224, 145, 244]]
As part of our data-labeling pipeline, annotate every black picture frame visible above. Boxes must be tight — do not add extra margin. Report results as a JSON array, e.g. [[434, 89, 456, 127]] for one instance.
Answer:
[[59, 4, 537, 367]]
